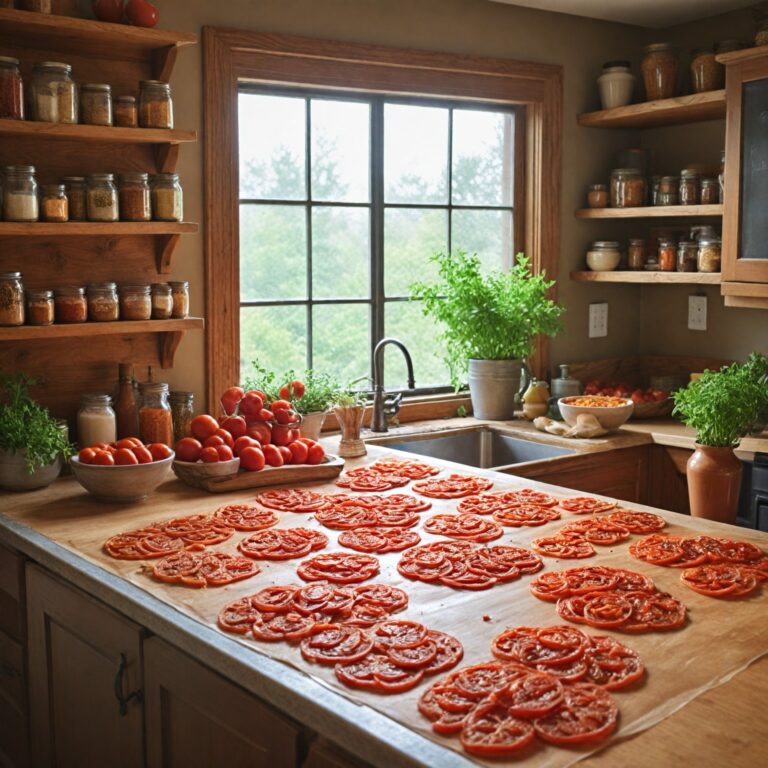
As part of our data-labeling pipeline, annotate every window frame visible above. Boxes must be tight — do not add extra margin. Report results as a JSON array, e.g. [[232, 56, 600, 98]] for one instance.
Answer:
[[203, 27, 562, 414]]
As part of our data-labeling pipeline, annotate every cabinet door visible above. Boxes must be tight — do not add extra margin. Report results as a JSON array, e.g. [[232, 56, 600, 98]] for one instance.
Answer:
[[144, 636, 300, 768], [26, 565, 144, 768]]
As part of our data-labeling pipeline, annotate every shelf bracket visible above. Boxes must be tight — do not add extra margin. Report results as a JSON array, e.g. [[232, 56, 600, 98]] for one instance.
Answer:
[[158, 331, 184, 368], [154, 143, 180, 174], [156, 234, 180, 274], [152, 45, 179, 82]]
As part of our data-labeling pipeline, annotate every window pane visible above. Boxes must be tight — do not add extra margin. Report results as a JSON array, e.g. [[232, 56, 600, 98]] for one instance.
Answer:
[[240, 305, 307, 382], [384, 104, 448, 204], [239, 93, 306, 200], [452, 209, 514, 273], [311, 100, 370, 203], [312, 207, 370, 299], [452, 110, 514, 206], [312, 304, 370, 385], [384, 301, 452, 388], [384, 208, 447, 297], [240, 205, 307, 301]]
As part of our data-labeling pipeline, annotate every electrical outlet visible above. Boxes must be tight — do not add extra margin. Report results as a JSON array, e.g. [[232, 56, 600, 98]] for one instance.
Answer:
[[688, 295, 707, 331], [588, 302, 608, 338]]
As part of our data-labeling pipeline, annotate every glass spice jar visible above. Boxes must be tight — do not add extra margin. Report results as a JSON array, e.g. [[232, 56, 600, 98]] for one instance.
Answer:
[[627, 239, 647, 270], [79, 83, 113, 126], [119, 172, 151, 222], [657, 176, 680, 206], [77, 394, 117, 447], [700, 178, 719, 205], [679, 170, 700, 206], [610, 168, 645, 208], [698, 237, 722, 272], [86, 282, 119, 322], [690, 48, 724, 93], [54, 286, 87, 323], [25, 289, 54, 326], [119, 284, 151, 321], [587, 184, 608, 208], [41, 184, 69, 222], [641, 43, 678, 101], [0, 57, 24, 120], [756, 18, 768, 46], [0, 272, 25, 327], [3, 165, 38, 221], [151, 283, 173, 319], [677, 241, 698, 272], [138, 80, 173, 128], [86, 173, 119, 222], [114, 95, 138, 128], [168, 280, 189, 318], [151, 172, 183, 221], [169, 390, 194, 443], [658, 238, 677, 271], [139, 382, 173, 445], [62, 176, 87, 221], [31, 61, 77, 123]]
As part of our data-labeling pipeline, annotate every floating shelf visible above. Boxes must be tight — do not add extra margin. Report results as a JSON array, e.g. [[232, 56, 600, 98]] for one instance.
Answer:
[[0, 222, 197, 235], [577, 90, 726, 129], [575, 205, 723, 219], [571, 271, 721, 284]]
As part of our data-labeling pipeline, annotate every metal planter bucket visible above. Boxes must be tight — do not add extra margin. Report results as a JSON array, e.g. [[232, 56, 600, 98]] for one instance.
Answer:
[[468, 358, 524, 420]]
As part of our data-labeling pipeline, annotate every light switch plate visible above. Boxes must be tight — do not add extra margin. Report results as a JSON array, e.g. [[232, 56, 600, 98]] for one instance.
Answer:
[[588, 302, 608, 338], [688, 295, 707, 331]]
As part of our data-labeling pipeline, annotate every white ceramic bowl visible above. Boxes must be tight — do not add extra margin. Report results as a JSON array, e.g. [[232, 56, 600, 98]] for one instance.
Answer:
[[70, 453, 173, 503], [172, 457, 240, 482], [558, 396, 634, 431]]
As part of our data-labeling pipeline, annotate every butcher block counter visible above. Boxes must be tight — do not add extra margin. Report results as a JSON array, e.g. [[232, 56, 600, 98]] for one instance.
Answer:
[[1, 443, 767, 768]]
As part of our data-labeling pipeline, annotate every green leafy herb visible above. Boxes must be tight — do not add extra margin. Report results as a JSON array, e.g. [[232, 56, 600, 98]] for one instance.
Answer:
[[672, 353, 768, 447], [244, 361, 343, 415], [0, 374, 74, 473], [410, 251, 564, 388]]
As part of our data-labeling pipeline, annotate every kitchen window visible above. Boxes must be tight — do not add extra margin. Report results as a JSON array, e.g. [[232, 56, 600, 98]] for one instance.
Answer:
[[238, 89, 519, 390]]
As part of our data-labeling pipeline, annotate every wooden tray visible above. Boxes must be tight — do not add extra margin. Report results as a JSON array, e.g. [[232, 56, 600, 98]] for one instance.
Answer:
[[171, 455, 345, 493]]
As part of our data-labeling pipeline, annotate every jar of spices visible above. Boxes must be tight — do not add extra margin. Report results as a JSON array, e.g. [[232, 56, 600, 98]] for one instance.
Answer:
[[119, 284, 151, 321], [151, 283, 173, 319], [77, 394, 117, 447], [0, 272, 25, 327], [54, 286, 87, 323], [118, 173, 151, 221], [597, 61, 635, 110], [86, 282, 119, 322], [679, 170, 700, 206], [0, 57, 24, 120], [25, 289, 54, 326], [756, 18, 768, 46], [79, 83, 112, 126], [641, 43, 678, 101], [700, 177, 719, 205], [627, 239, 647, 270], [138, 382, 173, 446], [151, 173, 183, 221], [169, 390, 194, 443], [690, 48, 724, 93], [697, 236, 722, 272], [677, 241, 698, 272], [62, 176, 87, 221], [718, 149, 725, 203], [31, 61, 77, 123], [658, 238, 677, 271], [41, 184, 69, 222], [3, 165, 38, 221], [86, 173, 119, 222], [114, 95, 138, 128], [587, 184, 608, 208], [138, 80, 173, 128], [657, 176, 680, 206], [610, 168, 645, 208], [168, 280, 189, 318]]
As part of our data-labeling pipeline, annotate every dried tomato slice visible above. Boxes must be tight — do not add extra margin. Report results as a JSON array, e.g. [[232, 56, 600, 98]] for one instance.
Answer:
[[421, 630, 465, 675], [152, 550, 260, 588], [582, 593, 634, 628], [681, 563, 758, 598], [238, 528, 327, 560], [495, 671, 565, 718], [251, 610, 315, 642], [335, 652, 425, 693], [387, 638, 438, 669], [299, 623, 373, 664], [367, 457, 440, 479], [412, 474, 494, 499], [531, 534, 595, 559], [560, 518, 631, 546], [374, 508, 420, 528], [213, 503, 279, 531], [254, 488, 331, 513], [315, 505, 379, 530], [137, 532, 186, 557], [297, 552, 380, 584], [423, 513, 503, 542], [629, 534, 685, 565], [353, 583, 409, 612], [621, 591, 687, 633], [217, 597, 262, 634], [451, 661, 522, 699], [607, 509, 666, 533], [529, 571, 571, 601], [585, 635, 645, 690], [457, 493, 508, 515], [499, 488, 560, 508], [370, 620, 428, 651], [250, 584, 299, 612], [460, 702, 535, 756], [493, 505, 561, 527], [339, 527, 420, 553], [559, 496, 617, 515], [292, 583, 356, 616], [336, 471, 410, 492]]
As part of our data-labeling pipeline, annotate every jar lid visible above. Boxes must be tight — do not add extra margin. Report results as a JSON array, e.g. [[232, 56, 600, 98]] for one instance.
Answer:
[[55, 285, 85, 296], [153, 172, 180, 181], [115, 95, 137, 103], [34, 61, 72, 72], [151, 283, 172, 293], [119, 284, 151, 294], [5, 165, 35, 174], [701, 176, 718, 185], [611, 167, 643, 176], [169, 390, 194, 401], [80, 393, 112, 406], [602, 60, 631, 70], [81, 83, 112, 92], [87, 282, 117, 291], [139, 80, 171, 89], [588, 183, 608, 191], [699, 237, 722, 245], [680, 169, 700, 178], [139, 381, 170, 394], [87, 173, 115, 182], [628, 238, 646, 245], [643, 43, 675, 53], [660, 175, 680, 182], [658, 238, 676, 246], [61, 176, 86, 184], [120, 172, 149, 183], [0, 272, 22, 280], [591, 241, 620, 248], [0, 56, 20, 66], [167, 280, 189, 288], [678, 240, 696, 247], [42, 184, 66, 194], [26, 289, 53, 299]]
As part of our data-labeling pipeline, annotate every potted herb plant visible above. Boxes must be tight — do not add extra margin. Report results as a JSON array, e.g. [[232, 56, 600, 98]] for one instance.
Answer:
[[0, 374, 73, 492], [672, 353, 768, 522], [410, 251, 564, 420], [334, 384, 369, 459]]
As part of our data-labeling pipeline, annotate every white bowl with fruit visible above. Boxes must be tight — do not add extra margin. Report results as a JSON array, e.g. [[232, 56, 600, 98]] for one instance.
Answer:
[[558, 395, 634, 431]]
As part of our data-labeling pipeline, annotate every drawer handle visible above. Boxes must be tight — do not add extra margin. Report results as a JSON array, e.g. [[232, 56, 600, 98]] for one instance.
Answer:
[[114, 653, 143, 716], [0, 662, 19, 679]]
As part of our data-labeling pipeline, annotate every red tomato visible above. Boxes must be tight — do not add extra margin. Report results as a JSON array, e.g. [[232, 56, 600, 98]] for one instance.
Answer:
[[148, 443, 172, 461], [262, 444, 284, 467], [239, 446, 265, 472], [297, 437, 316, 447], [274, 408, 299, 425], [200, 446, 220, 463], [247, 423, 272, 445], [271, 424, 299, 446], [278, 380, 306, 400], [125, 0, 159, 28], [92, 449, 115, 466], [114, 448, 139, 465], [92, 442, 115, 453], [218, 415, 246, 439], [276, 446, 292, 464], [175, 437, 202, 462], [204, 435, 225, 449], [651, 389, 668, 401], [131, 445, 154, 464], [213, 428, 235, 449], [115, 437, 142, 449], [191, 414, 219, 441], [92, 0, 125, 23], [238, 392, 264, 418], [306, 443, 325, 465], [233, 436, 260, 456], [220, 386, 244, 416], [78, 448, 97, 464], [584, 380, 601, 395], [215, 445, 234, 461], [631, 390, 646, 405], [270, 399, 292, 412], [288, 440, 309, 464], [257, 408, 275, 422]]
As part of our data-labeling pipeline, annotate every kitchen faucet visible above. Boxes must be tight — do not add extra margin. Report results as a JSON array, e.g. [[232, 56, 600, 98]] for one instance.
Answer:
[[371, 338, 415, 433]]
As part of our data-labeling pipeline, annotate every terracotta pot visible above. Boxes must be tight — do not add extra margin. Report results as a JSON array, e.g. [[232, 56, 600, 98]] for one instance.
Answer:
[[687, 443, 743, 523]]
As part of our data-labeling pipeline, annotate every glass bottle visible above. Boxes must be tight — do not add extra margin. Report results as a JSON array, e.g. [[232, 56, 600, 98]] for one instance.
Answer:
[[114, 95, 138, 128], [139, 381, 173, 446], [31, 61, 77, 123], [25, 289, 54, 326], [0, 272, 25, 327], [115, 363, 140, 440], [657, 176, 680, 206], [41, 184, 69, 222], [0, 56, 24, 120], [151, 172, 183, 221], [79, 83, 113, 126], [138, 80, 173, 128], [119, 172, 151, 221], [169, 391, 194, 443], [3, 165, 38, 221], [62, 176, 87, 221], [77, 393, 117, 447], [641, 43, 678, 101], [86, 173, 119, 222]]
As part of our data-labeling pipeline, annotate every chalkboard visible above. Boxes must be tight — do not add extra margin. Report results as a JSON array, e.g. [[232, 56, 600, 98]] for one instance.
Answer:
[[739, 78, 768, 261]]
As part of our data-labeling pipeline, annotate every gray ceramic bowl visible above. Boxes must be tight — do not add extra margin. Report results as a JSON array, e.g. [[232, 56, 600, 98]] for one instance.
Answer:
[[70, 453, 174, 503], [558, 396, 634, 431]]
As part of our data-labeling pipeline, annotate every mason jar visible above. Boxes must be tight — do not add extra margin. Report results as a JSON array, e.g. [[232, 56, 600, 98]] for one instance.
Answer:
[[119, 172, 151, 221], [610, 168, 645, 208], [86, 173, 119, 222], [31, 61, 77, 123], [151, 283, 173, 319], [25, 289, 54, 326], [87, 282, 119, 322], [679, 170, 700, 206], [79, 83, 113, 126], [138, 80, 173, 128], [62, 176, 87, 221], [697, 237, 722, 272], [40, 184, 69, 222], [119, 284, 151, 321], [0, 56, 24, 120], [168, 280, 189, 318], [54, 286, 87, 323], [114, 95, 138, 128], [0, 272, 25, 327], [139, 381, 173, 445], [3, 165, 38, 221], [151, 172, 183, 221], [77, 394, 116, 447], [641, 43, 678, 101]]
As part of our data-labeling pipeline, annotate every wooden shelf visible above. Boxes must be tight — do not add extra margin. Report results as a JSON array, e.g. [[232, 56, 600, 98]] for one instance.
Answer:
[[571, 271, 721, 284], [578, 90, 726, 129], [0, 222, 198, 236], [575, 205, 723, 219], [0, 119, 196, 146]]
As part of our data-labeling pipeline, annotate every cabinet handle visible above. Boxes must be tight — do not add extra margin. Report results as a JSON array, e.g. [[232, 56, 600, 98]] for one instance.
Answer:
[[114, 653, 143, 716]]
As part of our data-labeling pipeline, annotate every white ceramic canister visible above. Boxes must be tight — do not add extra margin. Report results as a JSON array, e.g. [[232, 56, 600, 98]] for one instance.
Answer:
[[598, 61, 635, 109]]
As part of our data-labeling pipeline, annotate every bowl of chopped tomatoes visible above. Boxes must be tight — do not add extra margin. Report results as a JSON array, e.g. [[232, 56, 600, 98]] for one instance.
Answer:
[[558, 395, 634, 431]]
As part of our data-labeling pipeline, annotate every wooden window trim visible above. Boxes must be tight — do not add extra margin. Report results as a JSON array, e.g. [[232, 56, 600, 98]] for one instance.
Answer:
[[202, 27, 563, 414]]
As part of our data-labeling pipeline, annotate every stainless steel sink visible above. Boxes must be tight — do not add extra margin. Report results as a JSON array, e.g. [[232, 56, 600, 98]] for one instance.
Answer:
[[370, 428, 575, 470]]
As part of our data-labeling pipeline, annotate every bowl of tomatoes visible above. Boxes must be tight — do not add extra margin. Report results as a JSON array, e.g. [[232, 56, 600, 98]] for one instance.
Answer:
[[70, 438, 174, 503]]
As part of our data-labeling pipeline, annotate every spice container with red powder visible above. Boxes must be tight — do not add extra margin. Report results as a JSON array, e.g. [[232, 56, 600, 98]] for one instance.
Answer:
[[25, 289, 54, 326], [54, 286, 87, 323], [168, 280, 189, 318], [658, 239, 677, 272], [62, 176, 86, 221], [41, 184, 69, 222], [139, 381, 173, 445], [119, 172, 151, 221], [119, 284, 151, 321], [114, 95, 137, 128], [0, 272, 25, 327], [151, 283, 173, 319], [138, 80, 173, 128], [87, 282, 119, 322], [0, 57, 24, 120]]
